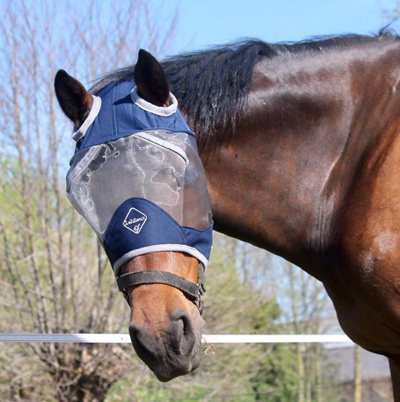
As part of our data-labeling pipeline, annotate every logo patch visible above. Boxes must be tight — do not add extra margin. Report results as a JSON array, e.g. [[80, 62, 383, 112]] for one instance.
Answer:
[[123, 207, 147, 234]]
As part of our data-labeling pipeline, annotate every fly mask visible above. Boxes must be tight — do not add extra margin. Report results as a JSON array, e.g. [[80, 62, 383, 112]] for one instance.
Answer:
[[66, 81, 213, 308]]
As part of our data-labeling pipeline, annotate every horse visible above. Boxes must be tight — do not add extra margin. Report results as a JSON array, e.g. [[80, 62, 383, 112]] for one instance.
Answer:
[[55, 32, 400, 399]]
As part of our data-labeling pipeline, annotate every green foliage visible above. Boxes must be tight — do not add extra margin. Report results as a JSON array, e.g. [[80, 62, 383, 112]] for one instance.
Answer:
[[250, 344, 298, 401]]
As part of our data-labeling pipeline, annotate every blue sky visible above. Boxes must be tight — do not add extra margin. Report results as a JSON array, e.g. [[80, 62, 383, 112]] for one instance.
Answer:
[[165, 0, 398, 54]]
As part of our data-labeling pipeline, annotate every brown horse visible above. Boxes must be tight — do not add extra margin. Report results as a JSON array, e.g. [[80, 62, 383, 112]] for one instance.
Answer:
[[56, 32, 400, 398]]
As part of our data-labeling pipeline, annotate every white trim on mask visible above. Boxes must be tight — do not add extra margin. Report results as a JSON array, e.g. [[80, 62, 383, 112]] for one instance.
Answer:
[[72, 95, 102, 142], [131, 86, 178, 117], [113, 244, 209, 276], [134, 132, 189, 163]]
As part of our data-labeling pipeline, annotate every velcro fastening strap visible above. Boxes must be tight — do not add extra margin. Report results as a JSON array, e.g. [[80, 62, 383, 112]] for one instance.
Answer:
[[117, 270, 200, 300]]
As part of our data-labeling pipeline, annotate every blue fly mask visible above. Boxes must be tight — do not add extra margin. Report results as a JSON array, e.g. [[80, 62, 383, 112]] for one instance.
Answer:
[[66, 81, 213, 278]]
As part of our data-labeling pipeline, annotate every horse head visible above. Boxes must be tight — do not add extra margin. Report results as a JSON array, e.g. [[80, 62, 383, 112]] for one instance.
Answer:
[[54, 49, 212, 381]]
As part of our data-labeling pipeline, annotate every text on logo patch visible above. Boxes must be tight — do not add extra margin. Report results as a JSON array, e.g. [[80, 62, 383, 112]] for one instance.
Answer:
[[123, 207, 147, 234]]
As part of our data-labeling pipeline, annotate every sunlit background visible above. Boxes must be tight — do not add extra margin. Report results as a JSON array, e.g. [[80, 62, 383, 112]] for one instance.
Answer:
[[0, 0, 397, 400]]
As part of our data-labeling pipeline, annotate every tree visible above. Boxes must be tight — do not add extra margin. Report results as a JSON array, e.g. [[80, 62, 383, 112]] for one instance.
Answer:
[[0, 0, 177, 400], [229, 238, 340, 401]]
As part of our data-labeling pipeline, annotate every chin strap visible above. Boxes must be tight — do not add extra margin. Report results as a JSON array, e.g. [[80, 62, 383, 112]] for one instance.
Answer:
[[117, 263, 206, 314]]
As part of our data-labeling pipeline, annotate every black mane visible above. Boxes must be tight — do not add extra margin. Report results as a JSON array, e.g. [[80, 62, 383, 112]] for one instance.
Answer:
[[91, 31, 398, 149]]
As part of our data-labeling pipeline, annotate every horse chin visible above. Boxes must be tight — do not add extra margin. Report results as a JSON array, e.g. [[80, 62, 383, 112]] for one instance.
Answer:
[[149, 344, 203, 382]]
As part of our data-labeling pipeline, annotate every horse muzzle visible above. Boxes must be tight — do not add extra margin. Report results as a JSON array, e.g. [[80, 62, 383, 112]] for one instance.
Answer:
[[129, 308, 204, 381]]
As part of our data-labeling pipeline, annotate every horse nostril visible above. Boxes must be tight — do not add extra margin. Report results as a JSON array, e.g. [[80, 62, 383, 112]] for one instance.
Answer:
[[170, 310, 196, 356], [129, 324, 156, 362], [129, 324, 141, 350]]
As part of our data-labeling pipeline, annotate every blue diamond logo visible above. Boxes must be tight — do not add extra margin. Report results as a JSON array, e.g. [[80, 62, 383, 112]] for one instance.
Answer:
[[123, 207, 147, 234]]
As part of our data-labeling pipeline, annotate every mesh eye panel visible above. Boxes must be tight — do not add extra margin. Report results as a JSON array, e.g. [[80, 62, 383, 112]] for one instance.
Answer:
[[67, 129, 212, 240]]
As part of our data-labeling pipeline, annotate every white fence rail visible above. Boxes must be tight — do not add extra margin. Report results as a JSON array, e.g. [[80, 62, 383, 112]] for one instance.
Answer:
[[0, 333, 353, 344]]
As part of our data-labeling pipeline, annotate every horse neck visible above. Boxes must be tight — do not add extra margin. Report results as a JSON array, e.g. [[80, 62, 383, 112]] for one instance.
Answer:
[[201, 42, 400, 279]]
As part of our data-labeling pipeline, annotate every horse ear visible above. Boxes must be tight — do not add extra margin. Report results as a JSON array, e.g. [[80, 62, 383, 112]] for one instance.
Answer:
[[134, 49, 170, 106], [54, 70, 93, 127]]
